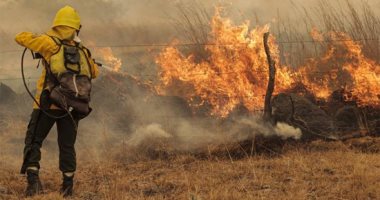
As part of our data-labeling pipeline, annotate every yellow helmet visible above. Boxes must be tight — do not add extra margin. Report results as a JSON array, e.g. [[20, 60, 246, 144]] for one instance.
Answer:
[[52, 6, 81, 30]]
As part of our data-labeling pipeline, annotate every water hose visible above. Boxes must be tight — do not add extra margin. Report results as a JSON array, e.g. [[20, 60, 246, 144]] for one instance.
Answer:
[[21, 47, 69, 119]]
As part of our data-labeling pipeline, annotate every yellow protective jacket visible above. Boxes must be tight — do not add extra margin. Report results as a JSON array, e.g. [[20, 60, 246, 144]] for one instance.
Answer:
[[15, 26, 99, 109]]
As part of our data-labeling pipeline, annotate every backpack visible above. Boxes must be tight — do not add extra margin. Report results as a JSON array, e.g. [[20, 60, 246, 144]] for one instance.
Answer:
[[45, 36, 94, 119]]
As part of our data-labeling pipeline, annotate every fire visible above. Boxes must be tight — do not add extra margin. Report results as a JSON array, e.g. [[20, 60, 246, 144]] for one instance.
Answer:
[[156, 9, 295, 117], [155, 9, 380, 117], [94, 47, 122, 72], [298, 31, 380, 106]]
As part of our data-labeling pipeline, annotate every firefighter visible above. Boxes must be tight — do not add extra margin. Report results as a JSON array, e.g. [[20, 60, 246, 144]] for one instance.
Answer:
[[15, 5, 99, 197]]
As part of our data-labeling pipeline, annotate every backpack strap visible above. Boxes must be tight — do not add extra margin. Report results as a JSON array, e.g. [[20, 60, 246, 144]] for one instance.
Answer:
[[46, 34, 93, 79], [42, 57, 60, 87], [47, 35, 74, 47], [43, 34, 63, 57], [47, 35, 62, 45], [42, 34, 62, 85], [79, 45, 94, 79]]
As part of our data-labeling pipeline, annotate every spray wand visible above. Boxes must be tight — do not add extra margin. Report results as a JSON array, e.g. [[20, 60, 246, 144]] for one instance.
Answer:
[[94, 60, 116, 72]]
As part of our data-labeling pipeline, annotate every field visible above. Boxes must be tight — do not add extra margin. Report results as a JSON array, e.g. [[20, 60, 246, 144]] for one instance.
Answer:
[[1, 0, 380, 199], [1, 139, 380, 200], [0, 119, 380, 199]]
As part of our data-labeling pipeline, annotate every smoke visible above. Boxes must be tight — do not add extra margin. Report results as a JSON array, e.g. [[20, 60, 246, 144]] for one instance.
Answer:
[[0, 0, 376, 166], [232, 117, 302, 140], [127, 123, 172, 147], [274, 123, 302, 140], [125, 116, 301, 150]]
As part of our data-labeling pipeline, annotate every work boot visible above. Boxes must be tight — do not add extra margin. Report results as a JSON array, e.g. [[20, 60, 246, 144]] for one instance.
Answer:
[[25, 168, 43, 197], [60, 173, 74, 197]]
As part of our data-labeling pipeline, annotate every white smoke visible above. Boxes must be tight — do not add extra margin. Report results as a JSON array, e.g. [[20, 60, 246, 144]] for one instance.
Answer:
[[126, 116, 302, 150], [234, 117, 302, 140], [274, 122, 302, 140], [127, 123, 172, 147]]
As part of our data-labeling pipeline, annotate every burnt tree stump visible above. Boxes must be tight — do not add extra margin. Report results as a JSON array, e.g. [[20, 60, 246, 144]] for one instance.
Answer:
[[263, 32, 276, 122]]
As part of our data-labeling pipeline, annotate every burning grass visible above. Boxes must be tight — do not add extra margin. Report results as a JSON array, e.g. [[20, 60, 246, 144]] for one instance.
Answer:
[[1, 1, 380, 199], [155, 2, 380, 118], [155, 8, 295, 117]]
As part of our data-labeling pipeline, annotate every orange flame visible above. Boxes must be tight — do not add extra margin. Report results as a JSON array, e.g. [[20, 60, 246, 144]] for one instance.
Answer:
[[298, 31, 380, 106], [94, 47, 122, 72], [156, 9, 295, 117], [156, 9, 379, 117]]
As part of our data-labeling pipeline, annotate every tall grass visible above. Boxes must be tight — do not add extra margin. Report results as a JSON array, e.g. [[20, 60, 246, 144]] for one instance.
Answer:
[[276, 0, 380, 67], [171, 0, 380, 67], [170, 1, 211, 61]]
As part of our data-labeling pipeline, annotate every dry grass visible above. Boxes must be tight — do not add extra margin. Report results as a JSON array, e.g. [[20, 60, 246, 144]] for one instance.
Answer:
[[1, 1, 380, 199], [171, 0, 380, 68], [0, 133, 380, 200], [275, 0, 380, 67]]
